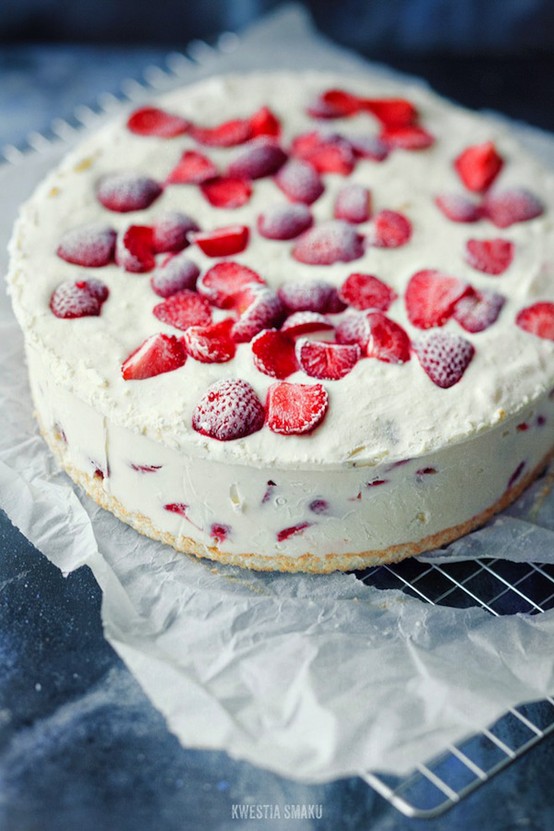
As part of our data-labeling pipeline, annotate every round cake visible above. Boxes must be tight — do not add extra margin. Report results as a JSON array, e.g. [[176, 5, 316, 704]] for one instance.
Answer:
[[7, 71, 554, 572]]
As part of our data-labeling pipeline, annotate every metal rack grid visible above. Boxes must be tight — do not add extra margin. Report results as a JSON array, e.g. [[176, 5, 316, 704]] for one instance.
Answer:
[[357, 556, 554, 818]]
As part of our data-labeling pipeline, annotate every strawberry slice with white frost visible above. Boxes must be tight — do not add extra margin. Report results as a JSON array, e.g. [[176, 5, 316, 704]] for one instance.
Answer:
[[121, 334, 186, 380]]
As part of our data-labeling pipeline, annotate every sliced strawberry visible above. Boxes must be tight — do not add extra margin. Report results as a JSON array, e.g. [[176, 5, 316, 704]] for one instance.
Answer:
[[197, 261, 264, 308], [454, 141, 503, 192], [282, 311, 334, 336], [153, 289, 212, 330], [190, 225, 250, 257], [183, 318, 236, 363], [200, 176, 252, 209], [56, 223, 116, 267], [307, 88, 362, 119], [482, 188, 544, 228], [335, 312, 370, 348], [267, 381, 328, 435], [227, 138, 287, 180], [231, 289, 286, 343], [296, 133, 355, 175], [96, 173, 162, 213], [453, 289, 506, 333], [190, 118, 253, 147], [192, 378, 265, 441], [413, 331, 475, 388], [292, 221, 364, 265], [150, 253, 200, 297], [334, 184, 371, 224], [274, 159, 324, 205], [366, 312, 411, 363], [348, 133, 389, 162], [130, 464, 162, 473], [165, 150, 218, 185], [435, 193, 481, 223], [380, 124, 435, 150], [115, 225, 156, 273], [464, 238, 514, 275], [152, 212, 199, 253], [516, 302, 554, 341], [126, 106, 190, 138], [405, 269, 471, 329], [277, 522, 312, 542], [49, 279, 109, 319], [249, 105, 281, 137], [251, 329, 299, 378], [361, 97, 418, 127], [325, 289, 348, 313], [278, 279, 335, 313], [257, 203, 313, 240], [371, 210, 412, 248], [121, 333, 186, 380], [339, 272, 397, 311], [210, 523, 231, 543], [296, 339, 361, 380]]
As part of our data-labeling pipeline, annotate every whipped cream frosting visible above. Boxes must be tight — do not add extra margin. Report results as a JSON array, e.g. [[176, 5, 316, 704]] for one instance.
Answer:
[[8, 71, 554, 470]]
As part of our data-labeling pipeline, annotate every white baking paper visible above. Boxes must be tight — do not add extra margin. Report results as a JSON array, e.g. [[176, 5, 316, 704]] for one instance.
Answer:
[[2, 4, 554, 782]]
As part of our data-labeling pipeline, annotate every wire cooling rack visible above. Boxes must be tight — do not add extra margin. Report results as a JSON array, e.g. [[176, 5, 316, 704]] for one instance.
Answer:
[[357, 556, 554, 817]]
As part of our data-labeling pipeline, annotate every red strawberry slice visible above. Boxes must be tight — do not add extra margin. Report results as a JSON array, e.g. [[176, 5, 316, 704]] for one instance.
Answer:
[[482, 188, 544, 228], [413, 331, 475, 388], [348, 134, 389, 162], [299, 134, 355, 175], [249, 105, 281, 137], [153, 289, 212, 330], [116, 225, 156, 273], [96, 173, 162, 213], [292, 221, 364, 266], [278, 279, 336, 313], [274, 159, 324, 205], [335, 312, 370, 348], [251, 329, 299, 378], [152, 212, 199, 253], [190, 118, 253, 147], [454, 141, 503, 192], [361, 97, 418, 127], [277, 522, 312, 542], [192, 378, 265, 441], [49, 279, 109, 319], [380, 124, 435, 150], [126, 106, 190, 138], [371, 210, 412, 248], [57, 223, 116, 267], [190, 225, 250, 257], [339, 272, 397, 311], [307, 88, 362, 119], [405, 269, 471, 329], [150, 253, 200, 297], [121, 333, 186, 380], [197, 261, 264, 308], [267, 381, 329, 435], [366, 312, 411, 363], [453, 289, 506, 333], [231, 289, 286, 343], [200, 176, 252, 209], [334, 184, 371, 224], [464, 238, 514, 275], [165, 150, 218, 185], [435, 193, 481, 223], [516, 302, 554, 341], [183, 318, 236, 363], [296, 339, 361, 380], [257, 203, 313, 240], [282, 311, 334, 336], [227, 138, 287, 180]]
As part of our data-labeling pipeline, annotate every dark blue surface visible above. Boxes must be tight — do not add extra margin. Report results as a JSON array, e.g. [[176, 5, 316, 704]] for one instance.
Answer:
[[2, 43, 554, 830]]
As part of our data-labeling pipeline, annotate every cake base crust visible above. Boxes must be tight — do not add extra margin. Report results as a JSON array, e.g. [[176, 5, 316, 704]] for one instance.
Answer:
[[41, 424, 554, 574]]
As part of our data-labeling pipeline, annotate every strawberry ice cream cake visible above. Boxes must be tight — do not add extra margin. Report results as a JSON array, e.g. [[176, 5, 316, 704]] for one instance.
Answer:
[[7, 71, 554, 572]]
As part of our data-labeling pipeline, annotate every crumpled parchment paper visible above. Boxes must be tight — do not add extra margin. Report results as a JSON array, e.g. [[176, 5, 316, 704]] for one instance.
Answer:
[[2, 4, 554, 783]]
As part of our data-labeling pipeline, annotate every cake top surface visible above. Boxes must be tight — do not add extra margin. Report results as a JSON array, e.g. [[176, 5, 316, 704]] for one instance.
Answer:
[[8, 70, 554, 469]]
